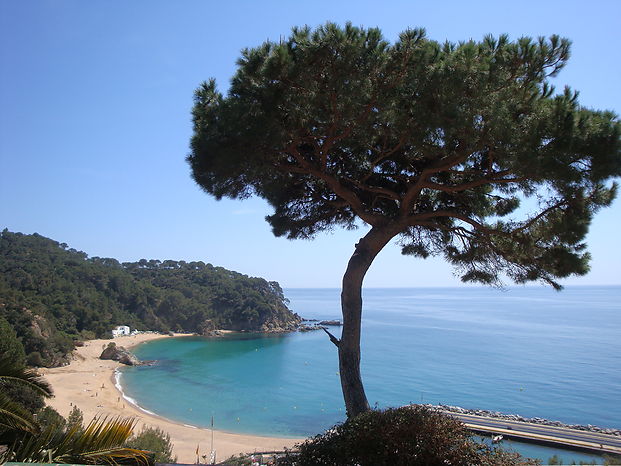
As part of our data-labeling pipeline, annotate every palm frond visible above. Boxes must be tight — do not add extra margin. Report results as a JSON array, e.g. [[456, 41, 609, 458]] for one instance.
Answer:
[[2, 419, 60, 463], [0, 356, 53, 398], [6, 416, 151, 465], [54, 416, 137, 458], [0, 391, 39, 434], [63, 446, 153, 465]]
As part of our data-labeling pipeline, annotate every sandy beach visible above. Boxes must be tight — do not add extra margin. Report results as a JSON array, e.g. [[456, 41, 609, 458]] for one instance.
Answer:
[[42, 333, 303, 463]]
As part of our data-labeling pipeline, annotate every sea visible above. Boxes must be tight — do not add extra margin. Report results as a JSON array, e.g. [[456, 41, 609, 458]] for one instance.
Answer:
[[120, 286, 621, 463]]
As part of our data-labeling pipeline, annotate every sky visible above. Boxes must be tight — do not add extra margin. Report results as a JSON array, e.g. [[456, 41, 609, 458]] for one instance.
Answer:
[[1, 0, 620, 288]]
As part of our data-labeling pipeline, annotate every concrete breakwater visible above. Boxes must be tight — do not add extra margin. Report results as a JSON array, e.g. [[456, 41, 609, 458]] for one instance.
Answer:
[[421, 404, 621, 437]]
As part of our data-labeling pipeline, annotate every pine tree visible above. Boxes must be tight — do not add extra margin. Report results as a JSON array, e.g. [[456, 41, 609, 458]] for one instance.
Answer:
[[188, 23, 621, 417], [66, 405, 84, 433]]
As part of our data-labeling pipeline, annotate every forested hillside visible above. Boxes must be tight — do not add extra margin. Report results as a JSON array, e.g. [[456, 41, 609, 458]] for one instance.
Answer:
[[0, 230, 300, 367]]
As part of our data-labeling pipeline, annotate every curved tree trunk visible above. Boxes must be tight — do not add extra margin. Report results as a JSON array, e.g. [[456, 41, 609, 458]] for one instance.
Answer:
[[338, 226, 399, 418]]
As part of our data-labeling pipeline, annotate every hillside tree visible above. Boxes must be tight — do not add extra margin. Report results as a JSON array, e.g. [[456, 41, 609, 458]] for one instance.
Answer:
[[187, 23, 621, 417]]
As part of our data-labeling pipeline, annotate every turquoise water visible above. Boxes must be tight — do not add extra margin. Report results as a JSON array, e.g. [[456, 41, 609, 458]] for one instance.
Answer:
[[121, 286, 620, 462]]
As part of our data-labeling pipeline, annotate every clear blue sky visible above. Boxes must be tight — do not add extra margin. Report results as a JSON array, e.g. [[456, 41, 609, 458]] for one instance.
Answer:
[[1, 0, 619, 288]]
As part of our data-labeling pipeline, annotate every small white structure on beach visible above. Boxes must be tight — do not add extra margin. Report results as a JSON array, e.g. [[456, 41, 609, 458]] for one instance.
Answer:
[[111, 325, 130, 337]]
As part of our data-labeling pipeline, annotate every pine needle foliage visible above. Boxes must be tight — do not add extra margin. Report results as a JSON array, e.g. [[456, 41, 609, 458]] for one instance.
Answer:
[[188, 22, 621, 416], [189, 22, 620, 289]]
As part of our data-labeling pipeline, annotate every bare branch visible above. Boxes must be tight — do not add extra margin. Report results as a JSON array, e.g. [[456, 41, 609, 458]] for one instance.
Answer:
[[344, 178, 401, 201], [421, 176, 527, 193], [322, 327, 341, 347], [284, 144, 384, 225], [399, 147, 471, 219]]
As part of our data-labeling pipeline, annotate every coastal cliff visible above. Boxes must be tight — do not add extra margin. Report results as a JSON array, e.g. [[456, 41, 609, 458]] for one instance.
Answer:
[[0, 230, 300, 366]]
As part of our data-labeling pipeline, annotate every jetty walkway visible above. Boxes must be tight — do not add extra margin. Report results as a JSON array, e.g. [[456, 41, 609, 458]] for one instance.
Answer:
[[442, 410, 621, 456]]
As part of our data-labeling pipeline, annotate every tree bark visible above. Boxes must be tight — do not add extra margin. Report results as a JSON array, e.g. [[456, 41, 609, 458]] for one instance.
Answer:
[[338, 225, 399, 418]]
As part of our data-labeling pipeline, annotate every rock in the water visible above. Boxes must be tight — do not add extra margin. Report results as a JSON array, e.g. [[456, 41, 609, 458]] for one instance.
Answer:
[[298, 324, 323, 332], [99, 342, 141, 366], [318, 320, 342, 326], [258, 313, 302, 333]]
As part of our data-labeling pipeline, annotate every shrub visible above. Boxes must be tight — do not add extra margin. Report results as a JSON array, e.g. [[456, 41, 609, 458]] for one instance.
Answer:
[[0, 317, 26, 366], [125, 426, 177, 463], [36, 406, 66, 431], [80, 329, 97, 340], [1, 383, 46, 414], [66, 405, 84, 432], [26, 351, 44, 367], [281, 406, 536, 466], [220, 454, 252, 465]]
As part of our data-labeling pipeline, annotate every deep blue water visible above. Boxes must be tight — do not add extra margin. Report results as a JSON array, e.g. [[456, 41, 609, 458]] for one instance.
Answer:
[[121, 286, 620, 462]]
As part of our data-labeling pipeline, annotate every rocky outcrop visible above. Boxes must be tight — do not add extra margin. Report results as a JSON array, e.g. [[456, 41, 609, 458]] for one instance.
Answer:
[[199, 319, 223, 337], [298, 324, 324, 332], [25, 309, 70, 367], [319, 320, 342, 326], [259, 312, 302, 333], [198, 313, 303, 335], [99, 342, 141, 366], [297, 319, 342, 332]]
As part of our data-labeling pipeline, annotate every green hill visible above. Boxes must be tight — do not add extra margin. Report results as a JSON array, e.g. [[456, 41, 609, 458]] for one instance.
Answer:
[[0, 229, 300, 367]]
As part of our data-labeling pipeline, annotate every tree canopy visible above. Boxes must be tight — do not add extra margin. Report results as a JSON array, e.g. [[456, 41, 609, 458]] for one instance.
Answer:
[[188, 23, 620, 416]]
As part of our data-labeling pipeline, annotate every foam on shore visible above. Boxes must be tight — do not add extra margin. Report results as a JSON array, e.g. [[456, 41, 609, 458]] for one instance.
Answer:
[[43, 333, 302, 463], [114, 368, 157, 417]]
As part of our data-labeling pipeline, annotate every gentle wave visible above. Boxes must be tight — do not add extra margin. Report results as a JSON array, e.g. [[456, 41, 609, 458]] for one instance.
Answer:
[[114, 368, 157, 417]]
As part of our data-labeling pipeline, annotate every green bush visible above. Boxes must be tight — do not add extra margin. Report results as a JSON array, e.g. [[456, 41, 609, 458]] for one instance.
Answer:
[[36, 406, 66, 431], [2, 383, 46, 414], [125, 426, 177, 463], [0, 317, 26, 366], [65, 405, 84, 432], [26, 351, 44, 367], [281, 406, 536, 466], [220, 454, 252, 465]]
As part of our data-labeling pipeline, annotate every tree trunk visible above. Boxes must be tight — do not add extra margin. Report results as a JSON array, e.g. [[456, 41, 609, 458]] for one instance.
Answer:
[[338, 226, 399, 418]]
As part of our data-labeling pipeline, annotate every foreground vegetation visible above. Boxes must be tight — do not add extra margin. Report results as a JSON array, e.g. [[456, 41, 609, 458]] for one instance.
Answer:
[[278, 406, 537, 465], [126, 426, 177, 464], [0, 229, 297, 366], [0, 350, 154, 464]]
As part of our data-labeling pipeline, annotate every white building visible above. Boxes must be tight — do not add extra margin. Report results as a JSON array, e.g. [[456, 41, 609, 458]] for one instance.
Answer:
[[111, 325, 130, 337]]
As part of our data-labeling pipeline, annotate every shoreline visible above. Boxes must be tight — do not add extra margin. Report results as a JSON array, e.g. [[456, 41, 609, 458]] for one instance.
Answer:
[[427, 404, 621, 437], [42, 333, 303, 463]]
